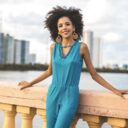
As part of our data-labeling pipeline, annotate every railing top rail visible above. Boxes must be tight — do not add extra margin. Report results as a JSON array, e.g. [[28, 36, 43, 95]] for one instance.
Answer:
[[0, 82, 128, 119]]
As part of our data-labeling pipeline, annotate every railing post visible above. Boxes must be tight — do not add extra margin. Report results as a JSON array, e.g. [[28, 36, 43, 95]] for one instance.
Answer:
[[36, 108, 47, 128], [17, 106, 36, 128], [87, 122, 101, 128], [70, 114, 79, 128], [82, 114, 106, 128], [0, 103, 16, 128], [107, 117, 128, 128]]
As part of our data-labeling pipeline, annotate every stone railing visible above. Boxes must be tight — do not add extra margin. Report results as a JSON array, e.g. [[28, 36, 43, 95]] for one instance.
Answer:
[[0, 82, 128, 128]]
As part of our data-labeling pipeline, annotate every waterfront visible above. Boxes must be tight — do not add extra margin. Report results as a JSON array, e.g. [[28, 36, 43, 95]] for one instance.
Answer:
[[0, 71, 128, 128], [0, 70, 128, 90]]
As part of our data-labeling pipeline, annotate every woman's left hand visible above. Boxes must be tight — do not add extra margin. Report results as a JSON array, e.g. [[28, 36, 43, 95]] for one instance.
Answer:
[[119, 89, 128, 94]]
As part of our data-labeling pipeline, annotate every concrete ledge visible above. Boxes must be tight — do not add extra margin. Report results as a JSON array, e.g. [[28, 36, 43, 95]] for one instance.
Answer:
[[78, 90, 128, 119], [0, 81, 47, 109], [0, 82, 128, 119]]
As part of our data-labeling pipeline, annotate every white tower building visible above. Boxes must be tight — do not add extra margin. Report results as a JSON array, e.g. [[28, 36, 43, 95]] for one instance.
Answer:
[[83, 31, 94, 60], [83, 31, 94, 68], [14, 39, 22, 64], [14, 39, 30, 64], [4, 34, 15, 64], [93, 37, 102, 68], [0, 33, 4, 64]]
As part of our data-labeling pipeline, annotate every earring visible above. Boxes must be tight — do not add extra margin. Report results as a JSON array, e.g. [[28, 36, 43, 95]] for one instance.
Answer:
[[73, 31, 78, 40], [56, 33, 62, 43]]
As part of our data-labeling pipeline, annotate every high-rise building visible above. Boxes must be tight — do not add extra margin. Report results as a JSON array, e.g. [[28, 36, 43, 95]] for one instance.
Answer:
[[14, 39, 30, 64], [83, 31, 102, 68], [4, 34, 15, 64], [14, 39, 22, 64], [83, 31, 94, 68], [83, 31, 94, 60], [0, 32, 4, 64], [93, 37, 102, 68], [0, 32, 30, 65], [20, 40, 29, 64]]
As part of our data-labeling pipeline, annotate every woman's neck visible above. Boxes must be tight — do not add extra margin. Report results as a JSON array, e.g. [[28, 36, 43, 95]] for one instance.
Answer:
[[61, 38, 75, 46]]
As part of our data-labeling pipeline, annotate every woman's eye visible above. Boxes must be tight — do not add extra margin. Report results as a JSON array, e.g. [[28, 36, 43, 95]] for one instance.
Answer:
[[66, 23, 70, 25], [58, 25, 62, 27], [58, 23, 70, 28]]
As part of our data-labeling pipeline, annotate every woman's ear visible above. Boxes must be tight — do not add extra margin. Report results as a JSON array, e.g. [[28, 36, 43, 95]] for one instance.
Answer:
[[73, 25, 75, 31]]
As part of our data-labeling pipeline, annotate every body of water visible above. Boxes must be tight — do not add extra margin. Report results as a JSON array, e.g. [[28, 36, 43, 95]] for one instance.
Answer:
[[0, 71, 128, 128]]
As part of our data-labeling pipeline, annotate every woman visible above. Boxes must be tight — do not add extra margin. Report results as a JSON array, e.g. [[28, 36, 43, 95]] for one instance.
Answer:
[[18, 6, 128, 128]]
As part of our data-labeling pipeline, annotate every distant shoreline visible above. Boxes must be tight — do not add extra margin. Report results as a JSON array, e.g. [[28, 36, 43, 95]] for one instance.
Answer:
[[0, 64, 128, 73]]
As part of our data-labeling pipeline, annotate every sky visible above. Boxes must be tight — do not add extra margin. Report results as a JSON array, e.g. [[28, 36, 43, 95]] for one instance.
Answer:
[[0, 0, 128, 66]]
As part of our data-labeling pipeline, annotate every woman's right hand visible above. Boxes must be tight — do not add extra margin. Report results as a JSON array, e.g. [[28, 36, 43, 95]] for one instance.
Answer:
[[18, 81, 32, 90]]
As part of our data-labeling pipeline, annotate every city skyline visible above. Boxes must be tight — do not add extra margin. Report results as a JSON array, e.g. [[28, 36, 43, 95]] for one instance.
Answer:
[[0, 32, 35, 65], [0, 0, 128, 66]]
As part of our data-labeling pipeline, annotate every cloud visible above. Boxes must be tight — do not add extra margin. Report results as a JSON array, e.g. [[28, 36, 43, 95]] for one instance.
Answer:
[[0, 0, 35, 4], [0, 0, 128, 64], [103, 40, 128, 65], [6, 12, 43, 26], [85, 0, 128, 33], [102, 32, 123, 42]]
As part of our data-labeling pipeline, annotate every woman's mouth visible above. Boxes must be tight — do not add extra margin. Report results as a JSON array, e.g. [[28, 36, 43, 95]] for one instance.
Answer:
[[63, 31, 69, 34]]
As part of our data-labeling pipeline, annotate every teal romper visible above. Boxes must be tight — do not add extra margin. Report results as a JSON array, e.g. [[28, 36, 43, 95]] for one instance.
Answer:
[[46, 41, 83, 128]]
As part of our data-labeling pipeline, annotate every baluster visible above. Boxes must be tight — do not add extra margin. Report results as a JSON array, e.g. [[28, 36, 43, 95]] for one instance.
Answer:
[[82, 114, 106, 128], [17, 106, 35, 128], [1, 104, 16, 128], [70, 114, 79, 128], [107, 117, 128, 128], [37, 108, 47, 128]]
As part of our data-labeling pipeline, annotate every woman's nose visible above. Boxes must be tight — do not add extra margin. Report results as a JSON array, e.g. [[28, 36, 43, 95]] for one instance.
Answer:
[[62, 25, 67, 29]]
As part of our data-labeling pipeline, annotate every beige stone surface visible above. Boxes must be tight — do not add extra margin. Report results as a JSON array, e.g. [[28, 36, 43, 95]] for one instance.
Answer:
[[0, 82, 47, 108], [107, 117, 127, 127], [0, 103, 15, 111], [0, 82, 128, 119], [0, 81, 48, 100], [36, 108, 46, 115], [3, 110, 16, 128], [78, 90, 128, 119]]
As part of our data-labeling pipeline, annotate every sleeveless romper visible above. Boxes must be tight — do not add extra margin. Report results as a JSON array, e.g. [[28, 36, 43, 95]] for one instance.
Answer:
[[46, 41, 83, 128]]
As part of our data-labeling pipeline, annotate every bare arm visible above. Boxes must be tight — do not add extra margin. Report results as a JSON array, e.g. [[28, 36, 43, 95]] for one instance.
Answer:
[[18, 42, 55, 89], [29, 42, 55, 85], [80, 42, 126, 98]]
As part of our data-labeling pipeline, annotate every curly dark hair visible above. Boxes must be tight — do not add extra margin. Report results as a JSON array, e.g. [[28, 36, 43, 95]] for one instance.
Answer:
[[44, 6, 84, 42]]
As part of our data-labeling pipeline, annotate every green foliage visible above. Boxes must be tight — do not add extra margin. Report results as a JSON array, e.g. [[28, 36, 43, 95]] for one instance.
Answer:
[[0, 64, 127, 73], [0, 64, 48, 71]]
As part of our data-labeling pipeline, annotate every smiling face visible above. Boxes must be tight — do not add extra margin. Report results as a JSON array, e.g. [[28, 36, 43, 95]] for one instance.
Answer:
[[57, 16, 75, 40]]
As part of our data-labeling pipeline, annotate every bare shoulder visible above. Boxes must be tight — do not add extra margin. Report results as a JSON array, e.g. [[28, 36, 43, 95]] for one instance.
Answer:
[[80, 42, 88, 50], [49, 42, 56, 55], [80, 42, 88, 56], [50, 42, 56, 49]]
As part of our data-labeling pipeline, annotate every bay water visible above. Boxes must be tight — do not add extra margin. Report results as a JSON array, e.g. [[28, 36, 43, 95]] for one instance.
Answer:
[[0, 71, 128, 128]]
